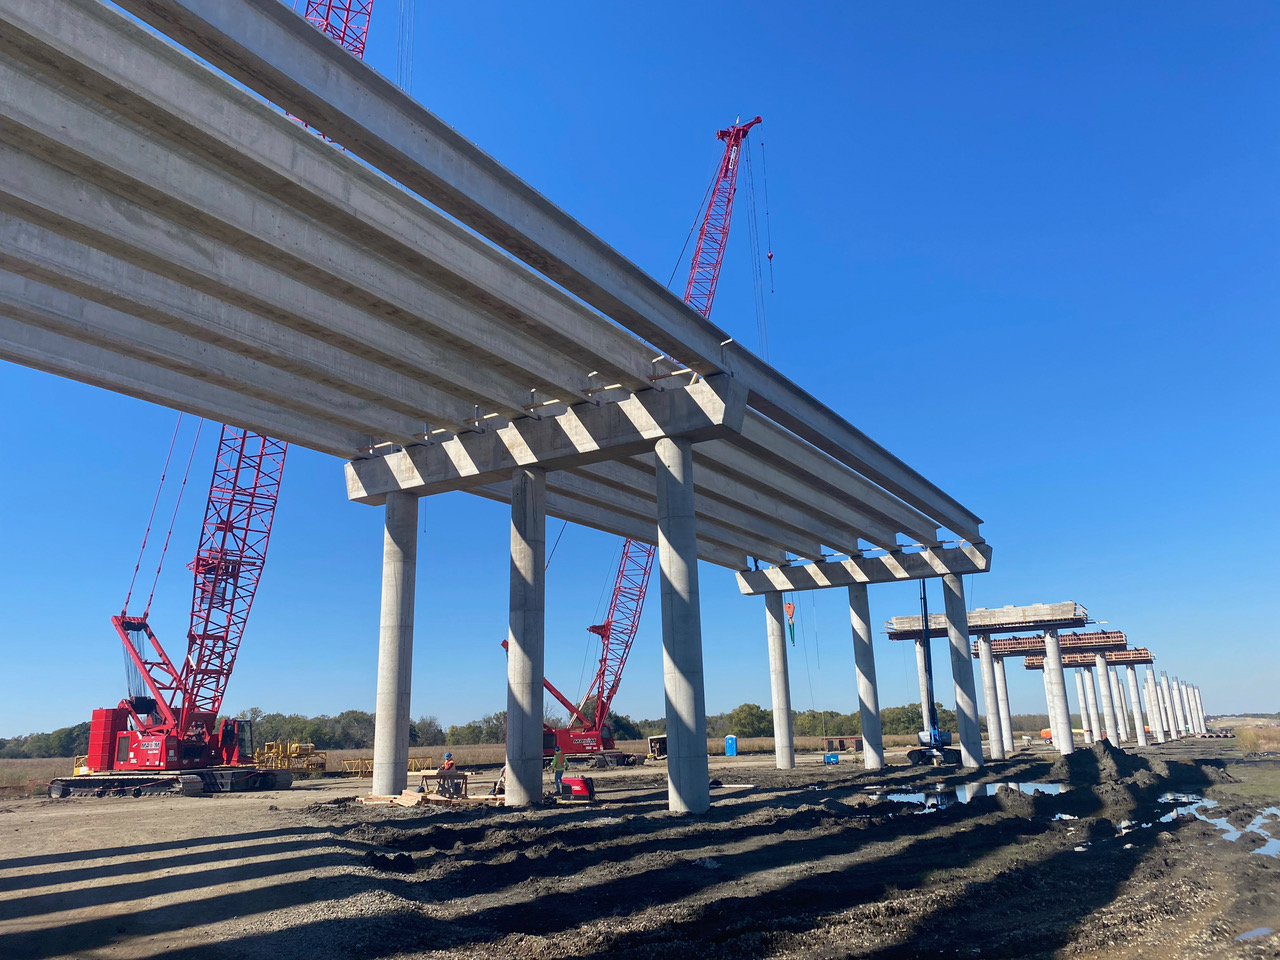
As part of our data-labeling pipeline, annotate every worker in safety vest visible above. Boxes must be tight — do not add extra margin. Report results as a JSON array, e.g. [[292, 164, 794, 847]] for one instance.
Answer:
[[438, 752, 461, 797], [552, 746, 566, 791]]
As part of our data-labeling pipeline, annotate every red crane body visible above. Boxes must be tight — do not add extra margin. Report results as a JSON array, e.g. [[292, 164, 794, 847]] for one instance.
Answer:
[[61, 2, 372, 797], [540, 118, 761, 760]]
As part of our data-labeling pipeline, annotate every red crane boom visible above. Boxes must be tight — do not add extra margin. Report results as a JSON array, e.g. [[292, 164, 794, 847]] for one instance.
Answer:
[[541, 117, 762, 760], [54, 1, 374, 798]]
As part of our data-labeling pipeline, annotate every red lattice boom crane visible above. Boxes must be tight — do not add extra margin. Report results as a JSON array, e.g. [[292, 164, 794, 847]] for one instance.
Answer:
[[537, 117, 762, 763], [50, 2, 375, 798]]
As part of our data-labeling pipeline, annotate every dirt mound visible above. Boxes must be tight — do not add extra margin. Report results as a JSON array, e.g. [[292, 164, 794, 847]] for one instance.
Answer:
[[1049, 740, 1147, 784]]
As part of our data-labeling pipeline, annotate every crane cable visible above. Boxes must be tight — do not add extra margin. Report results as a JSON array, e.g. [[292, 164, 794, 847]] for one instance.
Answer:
[[122, 414, 185, 615], [142, 419, 204, 618], [666, 151, 723, 290], [743, 135, 771, 360]]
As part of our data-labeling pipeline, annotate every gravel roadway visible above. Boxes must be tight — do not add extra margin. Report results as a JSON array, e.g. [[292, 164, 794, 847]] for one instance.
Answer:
[[1, 741, 1277, 959]]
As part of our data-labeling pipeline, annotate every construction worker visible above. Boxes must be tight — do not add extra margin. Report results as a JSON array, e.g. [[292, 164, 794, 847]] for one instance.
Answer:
[[438, 752, 462, 798], [552, 745, 567, 793]]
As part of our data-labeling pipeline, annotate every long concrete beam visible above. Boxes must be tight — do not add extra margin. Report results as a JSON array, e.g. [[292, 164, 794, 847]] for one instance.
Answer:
[[691, 442, 908, 550], [0, 4, 670, 397], [0, 269, 427, 443], [0, 142, 548, 419], [110, 0, 985, 542], [345, 376, 747, 503], [734, 543, 992, 595], [551, 469, 822, 563], [0, 313, 365, 456], [472, 483, 747, 571], [572, 459, 833, 560], [0, 215, 477, 429]]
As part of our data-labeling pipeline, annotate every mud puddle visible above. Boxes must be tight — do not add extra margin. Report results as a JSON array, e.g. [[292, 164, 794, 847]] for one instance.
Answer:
[[866, 781, 1068, 811], [1160, 792, 1280, 856]]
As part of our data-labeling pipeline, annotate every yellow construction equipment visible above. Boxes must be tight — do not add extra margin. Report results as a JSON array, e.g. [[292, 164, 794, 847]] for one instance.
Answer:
[[254, 740, 328, 774]]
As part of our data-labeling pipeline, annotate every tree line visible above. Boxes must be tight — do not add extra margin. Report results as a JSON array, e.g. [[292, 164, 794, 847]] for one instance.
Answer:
[[0, 703, 1068, 758]]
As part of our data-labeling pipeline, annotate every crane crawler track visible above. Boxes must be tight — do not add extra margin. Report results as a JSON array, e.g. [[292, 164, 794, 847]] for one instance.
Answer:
[[48, 768, 292, 798]]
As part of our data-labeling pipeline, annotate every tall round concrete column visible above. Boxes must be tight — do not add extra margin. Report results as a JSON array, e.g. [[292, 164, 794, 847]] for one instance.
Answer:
[[1158, 673, 1178, 739], [764, 592, 795, 770], [1095, 653, 1119, 742], [1170, 676, 1187, 736], [655, 437, 709, 814], [1110, 669, 1130, 742], [847, 582, 883, 771], [371, 491, 419, 799], [915, 639, 932, 735], [941, 574, 983, 768], [977, 634, 1004, 760], [1073, 670, 1093, 743], [1144, 669, 1166, 743], [1126, 665, 1148, 746], [994, 656, 1015, 754], [504, 466, 546, 808], [1083, 666, 1102, 745], [1043, 630, 1074, 755], [1042, 670, 1060, 745], [1180, 682, 1194, 734], [1194, 686, 1207, 732]]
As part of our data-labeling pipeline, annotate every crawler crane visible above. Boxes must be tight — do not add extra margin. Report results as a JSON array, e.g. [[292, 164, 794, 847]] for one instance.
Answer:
[[533, 117, 764, 764]]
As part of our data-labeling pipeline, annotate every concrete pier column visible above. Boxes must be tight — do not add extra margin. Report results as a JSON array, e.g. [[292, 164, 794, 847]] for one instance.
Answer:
[[915, 639, 932, 735], [994, 656, 1015, 754], [1042, 670, 1060, 745], [764, 592, 795, 770], [1158, 673, 1178, 740], [655, 437, 710, 814], [371, 491, 419, 799], [1074, 670, 1093, 743], [1083, 667, 1103, 745], [1181, 682, 1195, 734], [1043, 630, 1074, 755], [1171, 676, 1187, 736], [1110, 669, 1130, 742], [977, 634, 1005, 760], [941, 574, 983, 768], [1145, 669, 1166, 743], [1126, 665, 1148, 747], [1194, 686, 1207, 732], [504, 467, 546, 808], [1095, 653, 1119, 741], [848, 583, 883, 771]]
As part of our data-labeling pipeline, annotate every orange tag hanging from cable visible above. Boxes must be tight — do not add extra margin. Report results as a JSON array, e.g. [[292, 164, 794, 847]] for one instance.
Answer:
[[784, 601, 796, 647]]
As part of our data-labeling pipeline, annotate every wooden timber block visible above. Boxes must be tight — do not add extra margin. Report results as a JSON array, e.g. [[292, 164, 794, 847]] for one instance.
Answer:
[[358, 795, 400, 805], [394, 790, 428, 807]]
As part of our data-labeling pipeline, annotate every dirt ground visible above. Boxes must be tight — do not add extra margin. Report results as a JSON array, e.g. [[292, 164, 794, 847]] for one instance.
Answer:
[[1, 740, 1277, 960]]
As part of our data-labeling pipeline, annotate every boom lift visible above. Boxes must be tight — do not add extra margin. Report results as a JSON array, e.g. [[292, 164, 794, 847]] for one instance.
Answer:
[[529, 117, 763, 764], [49, 1, 377, 798], [906, 582, 962, 766]]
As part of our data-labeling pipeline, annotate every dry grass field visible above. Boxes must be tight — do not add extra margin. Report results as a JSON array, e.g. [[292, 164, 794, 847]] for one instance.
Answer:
[[0, 757, 72, 797]]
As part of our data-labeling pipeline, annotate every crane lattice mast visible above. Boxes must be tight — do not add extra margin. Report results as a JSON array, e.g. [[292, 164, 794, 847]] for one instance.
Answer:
[[576, 117, 763, 733], [111, 0, 377, 745]]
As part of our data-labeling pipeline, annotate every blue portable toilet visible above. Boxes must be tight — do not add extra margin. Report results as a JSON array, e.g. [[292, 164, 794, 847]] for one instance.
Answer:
[[724, 735, 738, 757]]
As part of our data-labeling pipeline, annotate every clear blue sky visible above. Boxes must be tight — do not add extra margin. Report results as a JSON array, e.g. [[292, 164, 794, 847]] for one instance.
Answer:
[[1, 2, 1277, 738]]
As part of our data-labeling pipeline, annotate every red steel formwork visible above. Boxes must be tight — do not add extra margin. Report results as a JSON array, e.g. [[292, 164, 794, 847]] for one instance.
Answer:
[[970, 630, 1129, 659], [1024, 647, 1154, 669]]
